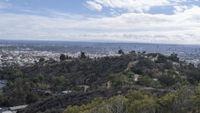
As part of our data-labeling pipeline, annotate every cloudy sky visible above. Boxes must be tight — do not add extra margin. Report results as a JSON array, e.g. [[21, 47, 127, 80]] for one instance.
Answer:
[[0, 0, 200, 44]]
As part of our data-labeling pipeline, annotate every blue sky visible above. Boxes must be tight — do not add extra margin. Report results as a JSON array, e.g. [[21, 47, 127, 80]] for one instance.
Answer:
[[3, 0, 199, 15], [0, 0, 107, 18], [0, 0, 200, 44]]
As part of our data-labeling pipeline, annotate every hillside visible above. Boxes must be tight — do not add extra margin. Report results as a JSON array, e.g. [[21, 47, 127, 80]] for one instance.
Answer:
[[0, 51, 200, 113]]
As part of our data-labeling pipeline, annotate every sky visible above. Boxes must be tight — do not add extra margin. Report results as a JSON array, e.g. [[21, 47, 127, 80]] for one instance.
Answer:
[[0, 0, 200, 44]]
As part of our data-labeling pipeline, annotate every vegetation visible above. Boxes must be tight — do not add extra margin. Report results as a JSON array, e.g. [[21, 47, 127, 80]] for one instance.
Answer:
[[64, 86, 200, 113], [0, 51, 200, 113]]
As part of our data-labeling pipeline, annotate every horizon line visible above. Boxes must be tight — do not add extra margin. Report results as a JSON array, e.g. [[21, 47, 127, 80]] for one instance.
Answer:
[[0, 38, 200, 46]]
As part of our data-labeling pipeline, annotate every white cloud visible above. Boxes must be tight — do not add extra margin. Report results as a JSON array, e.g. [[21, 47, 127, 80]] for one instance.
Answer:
[[174, 5, 189, 13], [87, 0, 170, 12], [0, 0, 200, 44], [86, 0, 200, 13], [86, 1, 103, 12], [1, 5, 200, 44]]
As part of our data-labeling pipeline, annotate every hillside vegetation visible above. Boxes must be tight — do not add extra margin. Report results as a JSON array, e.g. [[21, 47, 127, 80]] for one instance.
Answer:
[[0, 51, 200, 113]]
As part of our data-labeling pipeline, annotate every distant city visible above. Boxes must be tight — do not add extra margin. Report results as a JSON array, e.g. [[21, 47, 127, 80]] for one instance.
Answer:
[[1, 40, 200, 67]]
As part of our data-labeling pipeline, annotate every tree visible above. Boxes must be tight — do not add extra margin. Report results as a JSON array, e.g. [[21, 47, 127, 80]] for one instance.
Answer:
[[158, 73, 177, 86], [118, 49, 125, 55], [26, 93, 39, 104], [109, 72, 133, 88], [51, 76, 66, 91], [158, 86, 193, 113], [60, 54, 66, 61], [39, 57, 45, 62], [80, 52, 86, 59], [192, 84, 200, 112], [156, 54, 168, 63], [137, 76, 162, 88], [129, 50, 136, 55], [168, 53, 179, 62], [126, 91, 158, 113]]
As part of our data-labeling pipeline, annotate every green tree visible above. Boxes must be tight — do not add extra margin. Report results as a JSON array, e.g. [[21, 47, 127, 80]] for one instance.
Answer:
[[60, 54, 66, 61], [168, 53, 179, 62], [126, 91, 158, 113], [192, 84, 200, 112], [39, 57, 45, 62], [118, 49, 125, 55], [80, 52, 87, 59]]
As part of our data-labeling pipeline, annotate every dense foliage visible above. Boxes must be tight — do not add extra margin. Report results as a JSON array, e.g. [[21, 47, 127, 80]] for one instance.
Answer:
[[0, 51, 200, 113], [64, 85, 200, 113]]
